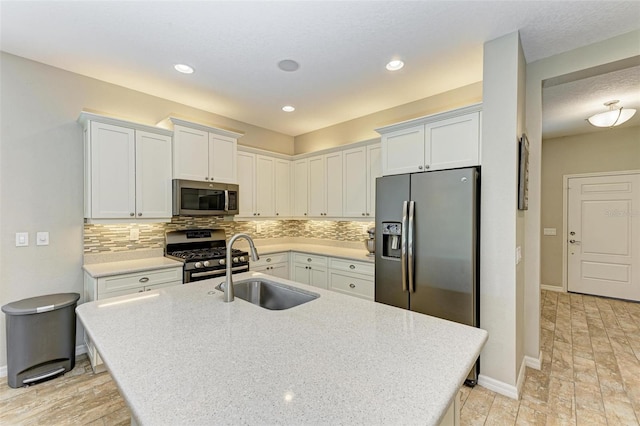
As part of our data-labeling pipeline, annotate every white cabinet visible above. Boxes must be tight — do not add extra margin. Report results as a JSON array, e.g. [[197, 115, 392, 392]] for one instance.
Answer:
[[167, 118, 241, 183], [328, 258, 374, 300], [251, 252, 289, 280], [378, 106, 481, 176], [292, 159, 309, 217], [308, 152, 343, 217], [80, 113, 173, 222], [237, 150, 290, 218], [292, 253, 328, 289], [342, 144, 381, 218], [83, 266, 182, 372]]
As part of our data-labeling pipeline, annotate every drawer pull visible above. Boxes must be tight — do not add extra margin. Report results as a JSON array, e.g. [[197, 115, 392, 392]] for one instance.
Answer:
[[139, 277, 150, 283], [266, 258, 272, 263], [349, 265, 355, 269], [349, 283, 356, 289], [307, 258, 312, 262], [138, 289, 144, 293]]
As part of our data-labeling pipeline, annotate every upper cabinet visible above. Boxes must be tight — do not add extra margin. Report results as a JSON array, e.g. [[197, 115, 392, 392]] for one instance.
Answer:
[[162, 117, 242, 184], [79, 112, 173, 223], [308, 152, 343, 218], [292, 159, 309, 217], [377, 104, 482, 176], [342, 144, 381, 218]]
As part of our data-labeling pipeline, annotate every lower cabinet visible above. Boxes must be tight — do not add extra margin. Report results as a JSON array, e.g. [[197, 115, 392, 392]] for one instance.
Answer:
[[83, 266, 182, 372], [251, 252, 289, 280], [292, 253, 328, 289], [328, 258, 374, 300]]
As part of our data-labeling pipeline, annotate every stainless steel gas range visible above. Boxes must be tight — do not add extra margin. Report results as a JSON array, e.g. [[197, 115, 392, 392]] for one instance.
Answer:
[[165, 229, 249, 283]]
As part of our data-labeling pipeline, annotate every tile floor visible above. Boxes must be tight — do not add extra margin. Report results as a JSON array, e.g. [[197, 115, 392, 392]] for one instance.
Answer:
[[0, 290, 638, 425]]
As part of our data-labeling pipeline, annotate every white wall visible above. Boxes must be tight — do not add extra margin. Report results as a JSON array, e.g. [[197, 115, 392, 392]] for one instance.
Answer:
[[524, 29, 640, 366], [478, 31, 526, 397]]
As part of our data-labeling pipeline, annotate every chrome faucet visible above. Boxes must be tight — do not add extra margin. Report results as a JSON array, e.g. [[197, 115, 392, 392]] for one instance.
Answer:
[[223, 233, 259, 302]]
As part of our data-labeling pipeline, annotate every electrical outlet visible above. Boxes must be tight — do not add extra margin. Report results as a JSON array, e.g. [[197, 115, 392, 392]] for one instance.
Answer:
[[361, 225, 368, 234], [129, 228, 139, 241], [516, 246, 522, 265], [256, 223, 263, 233], [305, 222, 310, 232]]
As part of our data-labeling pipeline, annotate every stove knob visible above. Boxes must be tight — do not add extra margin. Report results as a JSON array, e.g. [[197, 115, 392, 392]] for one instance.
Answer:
[[233, 257, 239, 263], [218, 259, 226, 266], [195, 262, 203, 268], [239, 256, 246, 262], [203, 261, 211, 267]]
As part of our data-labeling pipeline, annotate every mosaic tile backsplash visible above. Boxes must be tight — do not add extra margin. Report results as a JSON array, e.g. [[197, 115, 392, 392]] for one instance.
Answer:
[[84, 217, 375, 254]]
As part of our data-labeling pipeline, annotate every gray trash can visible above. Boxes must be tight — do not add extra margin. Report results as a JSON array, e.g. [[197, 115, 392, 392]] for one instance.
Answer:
[[2, 292, 80, 388]]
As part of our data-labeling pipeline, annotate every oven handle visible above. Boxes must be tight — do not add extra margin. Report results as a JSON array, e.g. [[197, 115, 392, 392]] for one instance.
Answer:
[[224, 190, 229, 212], [191, 266, 248, 279]]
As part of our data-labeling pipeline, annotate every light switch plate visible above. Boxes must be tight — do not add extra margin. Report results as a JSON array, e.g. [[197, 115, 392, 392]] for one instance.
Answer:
[[543, 228, 557, 236], [36, 231, 50, 246], [16, 232, 29, 247], [516, 246, 522, 265]]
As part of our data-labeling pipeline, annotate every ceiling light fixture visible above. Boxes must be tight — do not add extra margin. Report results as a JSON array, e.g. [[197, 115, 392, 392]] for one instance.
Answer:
[[174, 64, 194, 74], [282, 105, 295, 112], [386, 59, 404, 71], [587, 100, 636, 127], [278, 59, 300, 72]]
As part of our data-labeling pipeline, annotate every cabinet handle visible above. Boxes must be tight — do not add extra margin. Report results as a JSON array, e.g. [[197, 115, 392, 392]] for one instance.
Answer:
[[366, 213, 370, 216], [257, 213, 260, 216], [205, 177, 209, 180], [349, 283, 356, 289], [253, 213, 256, 216], [362, 213, 365, 216], [138, 213, 142, 217], [418, 165, 423, 170], [266, 258, 272, 262], [307, 258, 312, 262], [304, 213, 307, 216], [349, 265, 355, 269], [139, 277, 149, 283], [276, 213, 279, 216], [145, 288, 151, 291], [138, 289, 144, 293], [425, 165, 430, 170], [130, 213, 135, 217]]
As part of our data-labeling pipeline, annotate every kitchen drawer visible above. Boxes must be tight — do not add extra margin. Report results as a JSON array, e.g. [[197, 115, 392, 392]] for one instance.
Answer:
[[329, 271, 374, 300], [98, 267, 182, 295], [252, 252, 289, 268], [293, 253, 328, 267], [329, 258, 374, 276]]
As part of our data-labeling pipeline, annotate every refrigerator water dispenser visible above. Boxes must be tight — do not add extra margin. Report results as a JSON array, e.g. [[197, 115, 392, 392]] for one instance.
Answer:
[[381, 222, 402, 258]]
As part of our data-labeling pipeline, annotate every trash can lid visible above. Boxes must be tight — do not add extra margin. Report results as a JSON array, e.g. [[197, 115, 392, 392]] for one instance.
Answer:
[[1, 293, 80, 315]]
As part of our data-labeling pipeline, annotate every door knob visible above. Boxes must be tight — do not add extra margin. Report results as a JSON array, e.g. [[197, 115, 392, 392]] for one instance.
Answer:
[[569, 239, 581, 244]]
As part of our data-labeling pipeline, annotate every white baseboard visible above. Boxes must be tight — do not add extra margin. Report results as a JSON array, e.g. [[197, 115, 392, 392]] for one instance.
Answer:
[[524, 352, 542, 370], [516, 357, 526, 397], [478, 357, 527, 401], [541, 284, 564, 292], [0, 344, 87, 379]]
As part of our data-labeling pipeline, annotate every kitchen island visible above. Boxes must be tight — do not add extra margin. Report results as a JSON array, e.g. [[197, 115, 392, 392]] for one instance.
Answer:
[[76, 271, 487, 425]]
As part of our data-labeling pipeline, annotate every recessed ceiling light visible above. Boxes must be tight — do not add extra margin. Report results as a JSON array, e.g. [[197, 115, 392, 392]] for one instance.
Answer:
[[282, 105, 295, 112], [174, 64, 194, 74], [386, 60, 404, 71], [278, 59, 300, 72]]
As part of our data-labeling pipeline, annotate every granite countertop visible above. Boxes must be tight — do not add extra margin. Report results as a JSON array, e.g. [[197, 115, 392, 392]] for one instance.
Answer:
[[82, 257, 183, 278], [255, 243, 374, 263], [76, 271, 487, 425]]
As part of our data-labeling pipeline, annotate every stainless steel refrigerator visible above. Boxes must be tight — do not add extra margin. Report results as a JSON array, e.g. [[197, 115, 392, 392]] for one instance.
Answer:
[[375, 167, 480, 385]]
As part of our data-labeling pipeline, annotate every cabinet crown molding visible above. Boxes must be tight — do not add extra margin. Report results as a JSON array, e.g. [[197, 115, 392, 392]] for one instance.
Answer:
[[77, 111, 173, 136], [158, 116, 244, 139], [375, 103, 483, 135]]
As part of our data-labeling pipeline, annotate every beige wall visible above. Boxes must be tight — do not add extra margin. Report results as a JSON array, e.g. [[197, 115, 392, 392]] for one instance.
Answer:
[[0, 52, 294, 368], [541, 125, 640, 287], [293, 82, 482, 154]]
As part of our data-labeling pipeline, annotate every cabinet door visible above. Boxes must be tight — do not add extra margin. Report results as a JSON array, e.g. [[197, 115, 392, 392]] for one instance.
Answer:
[[274, 159, 291, 217], [209, 134, 237, 183], [172, 125, 209, 181], [90, 122, 135, 218], [292, 264, 311, 284], [309, 267, 328, 289], [367, 144, 382, 217], [292, 159, 309, 217], [325, 152, 343, 217], [236, 151, 256, 218], [268, 263, 289, 280], [256, 155, 275, 217], [426, 112, 480, 171], [135, 131, 172, 219], [381, 126, 425, 176], [308, 155, 325, 217], [342, 147, 367, 218]]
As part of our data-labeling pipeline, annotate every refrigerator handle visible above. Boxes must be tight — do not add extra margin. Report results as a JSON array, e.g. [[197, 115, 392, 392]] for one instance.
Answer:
[[408, 200, 415, 293], [401, 201, 408, 292]]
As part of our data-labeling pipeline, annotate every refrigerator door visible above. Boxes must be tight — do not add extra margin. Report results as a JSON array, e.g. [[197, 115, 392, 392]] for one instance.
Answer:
[[375, 174, 410, 310], [408, 168, 478, 328]]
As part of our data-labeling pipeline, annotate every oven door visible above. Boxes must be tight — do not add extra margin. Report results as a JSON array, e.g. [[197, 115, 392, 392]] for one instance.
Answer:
[[186, 265, 249, 283], [173, 179, 239, 216]]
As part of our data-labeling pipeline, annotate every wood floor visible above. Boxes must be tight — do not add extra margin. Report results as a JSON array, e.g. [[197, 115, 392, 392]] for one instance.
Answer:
[[1, 290, 638, 425]]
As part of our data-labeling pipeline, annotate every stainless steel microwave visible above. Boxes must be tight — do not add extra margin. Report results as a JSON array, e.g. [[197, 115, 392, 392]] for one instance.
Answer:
[[172, 180, 239, 216]]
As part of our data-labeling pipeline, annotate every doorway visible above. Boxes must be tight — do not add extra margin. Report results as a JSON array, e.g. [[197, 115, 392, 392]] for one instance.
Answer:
[[564, 171, 640, 301]]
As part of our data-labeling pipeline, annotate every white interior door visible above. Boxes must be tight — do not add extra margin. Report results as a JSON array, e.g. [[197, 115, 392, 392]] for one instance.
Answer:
[[567, 172, 640, 301]]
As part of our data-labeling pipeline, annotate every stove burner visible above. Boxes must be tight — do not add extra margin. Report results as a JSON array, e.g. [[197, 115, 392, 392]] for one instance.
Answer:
[[167, 248, 246, 262]]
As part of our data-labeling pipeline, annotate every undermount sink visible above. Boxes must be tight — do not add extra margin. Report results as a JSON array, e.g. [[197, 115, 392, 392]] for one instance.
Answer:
[[216, 278, 319, 310]]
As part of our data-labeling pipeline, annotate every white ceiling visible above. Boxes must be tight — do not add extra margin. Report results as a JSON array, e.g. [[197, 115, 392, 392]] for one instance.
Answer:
[[1, 1, 640, 137]]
